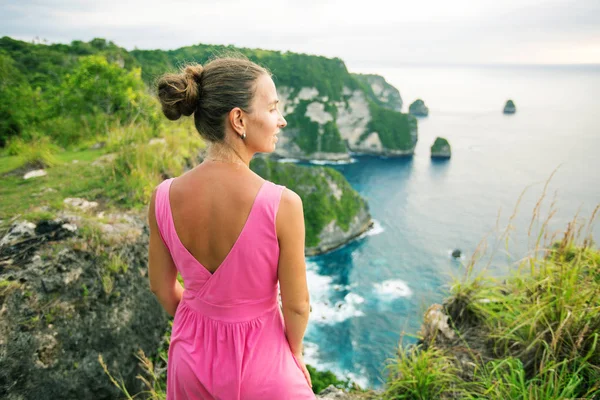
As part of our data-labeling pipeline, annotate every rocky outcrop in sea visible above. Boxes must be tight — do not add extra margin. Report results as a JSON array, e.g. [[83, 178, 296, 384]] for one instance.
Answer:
[[503, 99, 516, 114], [431, 137, 451, 159], [409, 99, 429, 117]]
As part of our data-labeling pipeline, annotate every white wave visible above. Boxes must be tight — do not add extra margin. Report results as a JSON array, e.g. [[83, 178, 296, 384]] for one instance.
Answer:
[[309, 293, 365, 324], [276, 158, 301, 163], [306, 266, 365, 324], [302, 340, 320, 367], [302, 340, 371, 389], [365, 219, 384, 236], [331, 283, 358, 291], [374, 279, 413, 299], [308, 158, 357, 165]]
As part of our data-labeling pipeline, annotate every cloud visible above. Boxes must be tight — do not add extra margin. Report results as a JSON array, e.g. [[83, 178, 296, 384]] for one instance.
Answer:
[[1, 0, 599, 65]]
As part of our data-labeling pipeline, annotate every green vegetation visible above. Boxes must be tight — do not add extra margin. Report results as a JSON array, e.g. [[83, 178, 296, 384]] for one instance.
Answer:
[[352, 73, 403, 111], [506, 99, 515, 108], [130, 43, 360, 102], [0, 37, 158, 148], [250, 157, 366, 247], [431, 137, 449, 152], [284, 100, 346, 155], [362, 102, 416, 150], [408, 99, 429, 117], [382, 182, 600, 399]]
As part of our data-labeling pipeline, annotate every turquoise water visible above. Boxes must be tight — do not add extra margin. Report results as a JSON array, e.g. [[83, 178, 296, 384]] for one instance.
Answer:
[[300, 64, 600, 388]]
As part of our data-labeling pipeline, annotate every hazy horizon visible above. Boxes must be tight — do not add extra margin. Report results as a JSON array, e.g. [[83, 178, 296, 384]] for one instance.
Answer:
[[2, 0, 599, 67], [5, 35, 600, 71]]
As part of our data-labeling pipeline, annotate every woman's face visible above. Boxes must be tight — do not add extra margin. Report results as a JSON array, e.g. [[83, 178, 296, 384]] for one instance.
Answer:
[[245, 74, 287, 153]]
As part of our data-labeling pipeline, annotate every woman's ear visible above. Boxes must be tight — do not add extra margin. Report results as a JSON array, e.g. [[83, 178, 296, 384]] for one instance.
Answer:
[[228, 107, 246, 136]]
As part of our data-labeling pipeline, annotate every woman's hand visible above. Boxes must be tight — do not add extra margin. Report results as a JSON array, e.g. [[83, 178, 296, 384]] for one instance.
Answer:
[[293, 351, 312, 389]]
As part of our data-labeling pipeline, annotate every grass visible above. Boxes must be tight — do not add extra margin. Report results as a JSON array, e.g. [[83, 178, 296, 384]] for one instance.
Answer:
[[382, 170, 600, 399], [0, 119, 203, 231]]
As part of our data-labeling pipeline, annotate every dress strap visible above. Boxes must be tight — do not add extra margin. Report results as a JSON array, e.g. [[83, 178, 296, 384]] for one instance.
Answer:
[[262, 181, 286, 232], [153, 178, 176, 252]]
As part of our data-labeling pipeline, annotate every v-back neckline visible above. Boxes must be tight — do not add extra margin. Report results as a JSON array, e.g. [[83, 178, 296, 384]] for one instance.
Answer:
[[167, 178, 268, 277]]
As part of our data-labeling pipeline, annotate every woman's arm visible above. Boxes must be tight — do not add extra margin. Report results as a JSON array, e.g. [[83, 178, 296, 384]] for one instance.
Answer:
[[276, 189, 311, 355], [148, 188, 184, 317]]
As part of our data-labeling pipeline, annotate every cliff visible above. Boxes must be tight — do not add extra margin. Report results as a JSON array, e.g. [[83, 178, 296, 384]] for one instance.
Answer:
[[0, 216, 168, 399], [250, 157, 373, 254], [130, 43, 417, 160]]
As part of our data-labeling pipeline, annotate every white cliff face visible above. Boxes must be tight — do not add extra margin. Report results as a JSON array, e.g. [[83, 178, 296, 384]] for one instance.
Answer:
[[358, 132, 383, 152], [275, 84, 414, 160], [335, 89, 371, 148], [327, 179, 343, 201], [278, 86, 295, 115], [305, 102, 334, 125], [370, 81, 388, 102], [296, 87, 319, 102]]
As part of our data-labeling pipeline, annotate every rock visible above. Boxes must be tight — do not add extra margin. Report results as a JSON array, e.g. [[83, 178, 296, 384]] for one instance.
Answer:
[[352, 73, 403, 111], [409, 99, 429, 117], [421, 304, 455, 342], [62, 223, 77, 232], [317, 385, 349, 399], [503, 99, 516, 114], [316, 384, 374, 399], [23, 169, 47, 180], [0, 221, 37, 247], [90, 141, 106, 149], [452, 249, 461, 258], [63, 198, 99, 211], [431, 137, 451, 159], [0, 213, 168, 400]]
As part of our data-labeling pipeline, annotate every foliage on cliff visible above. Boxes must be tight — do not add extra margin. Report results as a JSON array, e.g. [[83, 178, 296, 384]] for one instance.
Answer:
[[361, 103, 417, 151], [250, 157, 367, 248], [352, 73, 403, 111]]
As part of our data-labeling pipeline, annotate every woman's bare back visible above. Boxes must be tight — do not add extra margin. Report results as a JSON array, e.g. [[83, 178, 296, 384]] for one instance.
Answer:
[[168, 162, 266, 274]]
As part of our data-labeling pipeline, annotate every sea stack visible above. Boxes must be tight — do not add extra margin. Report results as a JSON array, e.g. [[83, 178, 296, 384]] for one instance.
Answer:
[[431, 137, 451, 159], [409, 99, 429, 117], [503, 100, 516, 114]]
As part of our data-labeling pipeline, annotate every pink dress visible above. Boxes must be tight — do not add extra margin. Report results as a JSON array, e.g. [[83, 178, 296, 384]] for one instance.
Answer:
[[154, 178, 316, 400]]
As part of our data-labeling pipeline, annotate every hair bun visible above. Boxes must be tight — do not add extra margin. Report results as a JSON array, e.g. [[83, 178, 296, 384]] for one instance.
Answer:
[[157, 63, 203, 121], [184, 64, 203, 82]]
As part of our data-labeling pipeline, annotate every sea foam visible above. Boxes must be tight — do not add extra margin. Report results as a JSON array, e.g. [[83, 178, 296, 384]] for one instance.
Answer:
[[373, 279, 413, 299], [306, 262, 365, 324]]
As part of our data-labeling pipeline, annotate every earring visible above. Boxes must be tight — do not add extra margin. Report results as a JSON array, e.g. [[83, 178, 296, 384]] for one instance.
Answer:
[[241, 132, 247, 140]]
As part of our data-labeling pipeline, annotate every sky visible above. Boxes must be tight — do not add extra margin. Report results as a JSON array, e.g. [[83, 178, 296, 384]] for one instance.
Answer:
[[1, 0, 599, 67]]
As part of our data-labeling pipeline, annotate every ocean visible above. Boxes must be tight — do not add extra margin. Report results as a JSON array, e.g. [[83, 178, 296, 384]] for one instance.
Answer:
[[299, 64, 600, 388]]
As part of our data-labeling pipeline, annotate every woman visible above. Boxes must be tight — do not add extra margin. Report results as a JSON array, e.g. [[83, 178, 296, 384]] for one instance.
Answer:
[[146, 56, 315, 399]]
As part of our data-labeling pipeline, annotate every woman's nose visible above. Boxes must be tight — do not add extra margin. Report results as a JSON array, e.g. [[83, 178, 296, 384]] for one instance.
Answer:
[[279, 114, 287, 128]]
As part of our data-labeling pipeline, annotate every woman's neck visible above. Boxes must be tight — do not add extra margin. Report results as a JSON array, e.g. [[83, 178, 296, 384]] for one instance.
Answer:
[[204, 142, 251, 168]]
